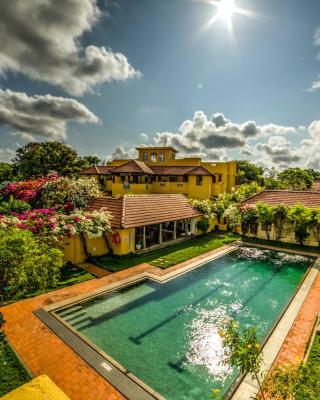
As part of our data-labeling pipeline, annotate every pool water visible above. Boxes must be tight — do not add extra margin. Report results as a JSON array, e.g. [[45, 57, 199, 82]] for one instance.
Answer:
[[57, 247, 312, 400]]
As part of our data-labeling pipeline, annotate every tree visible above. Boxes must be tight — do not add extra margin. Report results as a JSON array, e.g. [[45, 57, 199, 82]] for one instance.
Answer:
[[272, 205, 288, 241], [12, 141, 100, 179], [278, 168, 313, 191], [287, 204, 312, 246], [310, 208, 320, 247], [218, 320, 266, 400], [0, 163, 15, 183], [256, 202, 274, 240], [234, 182, 262, 202], [0, 228, 63, 301], [240, 206, 259, 236], [211, 193, 233, 223], [223, 204, 241, 231], [236, 161, 264, 185], [197, 219, 210, 234]]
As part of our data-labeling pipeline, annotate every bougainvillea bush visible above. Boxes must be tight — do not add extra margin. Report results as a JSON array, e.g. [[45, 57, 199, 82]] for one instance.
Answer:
[[0, 208, 112, 244], [0, 177, 53, 205], [41, 177, 101, 210]]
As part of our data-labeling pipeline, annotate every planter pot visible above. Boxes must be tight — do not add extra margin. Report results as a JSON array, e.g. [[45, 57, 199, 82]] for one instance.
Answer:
[[136, 243, 142, 250]]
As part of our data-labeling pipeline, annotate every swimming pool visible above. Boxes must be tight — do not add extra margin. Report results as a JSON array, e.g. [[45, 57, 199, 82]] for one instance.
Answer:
[[55, 246, 313, 400]]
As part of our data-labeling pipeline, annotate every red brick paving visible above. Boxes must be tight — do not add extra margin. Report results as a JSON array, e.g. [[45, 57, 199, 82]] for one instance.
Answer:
[[274, 268, 320, 366], [0, 245, 231, 400]]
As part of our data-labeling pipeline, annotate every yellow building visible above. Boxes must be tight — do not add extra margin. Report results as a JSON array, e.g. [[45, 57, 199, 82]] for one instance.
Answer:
[[80, 146, 236, 200], [63, 194, 207, 263]]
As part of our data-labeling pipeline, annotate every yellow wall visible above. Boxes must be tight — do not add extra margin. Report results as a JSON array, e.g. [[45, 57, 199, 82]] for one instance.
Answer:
[[242, 223, 320, 247]]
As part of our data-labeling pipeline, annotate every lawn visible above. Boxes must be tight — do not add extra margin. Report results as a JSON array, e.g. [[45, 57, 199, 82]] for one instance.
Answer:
[[0, 337, 30, 396], [90, 232, 238, 272], [308, 333, 320, 367]]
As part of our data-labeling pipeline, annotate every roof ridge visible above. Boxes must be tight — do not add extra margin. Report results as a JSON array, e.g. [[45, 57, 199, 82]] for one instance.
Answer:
[[120, 196, 126, 228]]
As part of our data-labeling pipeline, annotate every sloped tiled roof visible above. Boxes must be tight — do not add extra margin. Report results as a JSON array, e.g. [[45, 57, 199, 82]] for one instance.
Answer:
[[150, 165, 213, 176], [109, 160, 155, 175], [88, 194, 202, 228], [242, 190, 320, 208], [79, 166, 112, 175]]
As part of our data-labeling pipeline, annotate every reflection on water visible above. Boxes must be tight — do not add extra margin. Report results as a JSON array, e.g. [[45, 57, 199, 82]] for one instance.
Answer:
[[238, 247, 309, 265]]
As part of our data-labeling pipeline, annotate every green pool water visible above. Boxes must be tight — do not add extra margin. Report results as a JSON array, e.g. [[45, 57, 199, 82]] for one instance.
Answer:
[[57, 247, 312, 400]]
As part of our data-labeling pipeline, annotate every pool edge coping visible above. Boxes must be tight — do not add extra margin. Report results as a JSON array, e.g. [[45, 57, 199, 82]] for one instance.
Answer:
[[34, 242, 319, 400]]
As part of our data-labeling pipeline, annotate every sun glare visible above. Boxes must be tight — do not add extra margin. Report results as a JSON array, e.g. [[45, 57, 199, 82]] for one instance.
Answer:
[[216, 0, 236, 20]]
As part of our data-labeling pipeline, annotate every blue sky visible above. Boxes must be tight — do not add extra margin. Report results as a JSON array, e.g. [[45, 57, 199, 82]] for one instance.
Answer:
[[0, 0, 320, 169]]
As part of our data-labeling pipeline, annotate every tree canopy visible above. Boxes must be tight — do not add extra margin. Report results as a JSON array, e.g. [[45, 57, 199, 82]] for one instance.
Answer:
[[277, 168, 313, 190], [12, 141, 100, 179], [236, 160, 264, 185]]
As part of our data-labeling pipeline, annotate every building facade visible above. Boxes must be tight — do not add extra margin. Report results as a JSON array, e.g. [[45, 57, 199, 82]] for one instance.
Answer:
[[80, 146, 236, 200]]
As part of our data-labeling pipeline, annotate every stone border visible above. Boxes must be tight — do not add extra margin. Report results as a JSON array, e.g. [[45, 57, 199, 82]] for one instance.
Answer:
[[34, 242, 318, 400]]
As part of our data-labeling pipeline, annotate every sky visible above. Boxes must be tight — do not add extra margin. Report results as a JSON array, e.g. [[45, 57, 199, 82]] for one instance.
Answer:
[[0, 0, 320, 170]]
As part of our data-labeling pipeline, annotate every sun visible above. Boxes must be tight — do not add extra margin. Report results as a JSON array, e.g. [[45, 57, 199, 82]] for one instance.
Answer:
[[216, 0, 237, 20]]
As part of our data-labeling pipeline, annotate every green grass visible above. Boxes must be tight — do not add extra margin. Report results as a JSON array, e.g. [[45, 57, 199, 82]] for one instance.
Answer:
[[0, 337, 30, 396], [308, 333, 320, 367], [90, 232, 238, 272]]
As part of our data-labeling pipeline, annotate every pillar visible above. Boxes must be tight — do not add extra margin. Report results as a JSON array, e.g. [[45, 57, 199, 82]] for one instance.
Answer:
[[173, 221, 177, 240], [159, 224, 162, 244], [143, 226, 146, 248]]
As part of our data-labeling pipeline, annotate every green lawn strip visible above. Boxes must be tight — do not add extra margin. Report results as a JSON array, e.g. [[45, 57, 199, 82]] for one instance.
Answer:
[[307, 333, 320, 367], [0, 338, 31, 396], [90, 233, 238, 272]]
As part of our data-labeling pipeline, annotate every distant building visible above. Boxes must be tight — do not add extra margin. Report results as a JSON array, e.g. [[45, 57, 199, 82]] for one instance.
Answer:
[[80, 146, 236, 199]]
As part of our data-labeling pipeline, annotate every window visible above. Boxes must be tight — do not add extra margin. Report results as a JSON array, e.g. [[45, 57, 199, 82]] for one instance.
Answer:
[[218, 174, 222, 182], [196, 175, 203, 186], [120, 175, 126, 182], [170, 176, 178, 182], [159, 152, 165, 162], [183, 176, 188, 183], [143, 152, 148, 161], [212, 175, 216, 184], [151, 152, 157, 162]]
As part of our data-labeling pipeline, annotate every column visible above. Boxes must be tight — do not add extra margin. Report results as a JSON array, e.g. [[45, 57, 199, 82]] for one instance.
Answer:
[[159, 224, 163, 244], [173, 221, 177, 240], [143, 226, 146, 248]]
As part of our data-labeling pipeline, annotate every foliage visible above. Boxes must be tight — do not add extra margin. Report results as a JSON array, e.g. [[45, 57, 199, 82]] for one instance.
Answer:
[[0, 199, 31, 215], [0, 208, 111, 244], [234, 182, 262, 202], [12, 141, 100, 179], [41, 176, 101, 210], [236, 160, 264, 185], [189, 199, 214, 219], [287, 204, 312, 245], [0, 163, 15, 183], [211, 193, 234, 223], [223, 204, 241, 231], [278, 168, 313, 190], [264, 177, 285, 190], [255, 202, 274, 240], [262, 363, 320, 400], [197, 218, 210, 234], [0, 177, 53, 204], [0, 228, 64, 300], [240, 205, 259, 235], [309, 209, 320, 246], [272, 204, 288, 241], [218, 320, 265, 399]]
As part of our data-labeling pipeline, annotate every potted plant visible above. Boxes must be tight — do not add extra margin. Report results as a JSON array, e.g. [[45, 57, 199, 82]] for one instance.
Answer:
[[136, 242, 142, 250]]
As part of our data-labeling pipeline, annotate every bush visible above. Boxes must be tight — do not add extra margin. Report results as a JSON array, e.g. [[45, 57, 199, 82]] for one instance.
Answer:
[[197, 219, 210, 234], [0, 199, 31, 215], [0, 228, 64, 300], [41, 176, 101, 210]]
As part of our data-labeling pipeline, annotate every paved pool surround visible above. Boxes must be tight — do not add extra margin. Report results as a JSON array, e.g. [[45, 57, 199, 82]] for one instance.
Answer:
[[1, 242, 320, 400]]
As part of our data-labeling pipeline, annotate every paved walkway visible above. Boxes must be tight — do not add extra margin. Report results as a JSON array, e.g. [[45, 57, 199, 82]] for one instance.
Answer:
[[76, 262, 111, 278], [0, 245, 232, 400]]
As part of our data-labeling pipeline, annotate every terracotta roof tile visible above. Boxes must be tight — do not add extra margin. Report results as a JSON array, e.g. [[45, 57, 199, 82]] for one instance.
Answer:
[[242, 190, 320, 208], [150, 166, 213, 176], [88, 194, 201, 228], [110, 160, 155, 175], [79, 166, 112, 175]]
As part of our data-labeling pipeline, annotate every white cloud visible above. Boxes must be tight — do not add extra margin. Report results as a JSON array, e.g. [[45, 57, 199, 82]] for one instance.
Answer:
[[0, 89, 99, 139], [0, 148, 16, 163], [309, 27, 320, 92], [140, 133, 149, 141], [110, 145, 138, 160], [0, 0, 141, 96]]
